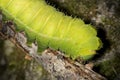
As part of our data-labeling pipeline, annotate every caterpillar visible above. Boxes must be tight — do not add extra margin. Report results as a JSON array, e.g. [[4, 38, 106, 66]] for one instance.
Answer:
[[0, 0, 101, 60]]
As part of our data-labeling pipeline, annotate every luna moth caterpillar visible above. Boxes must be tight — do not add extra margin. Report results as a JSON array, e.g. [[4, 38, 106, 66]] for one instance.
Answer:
[[0, 0, 101, 60]]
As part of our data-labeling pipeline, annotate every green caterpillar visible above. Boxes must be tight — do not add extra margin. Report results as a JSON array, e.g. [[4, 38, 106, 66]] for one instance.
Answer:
[[0, 0, 101, 60]]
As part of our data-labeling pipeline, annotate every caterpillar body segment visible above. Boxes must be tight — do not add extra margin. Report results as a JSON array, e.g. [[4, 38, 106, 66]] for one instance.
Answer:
[[0, 0, 101, 60]]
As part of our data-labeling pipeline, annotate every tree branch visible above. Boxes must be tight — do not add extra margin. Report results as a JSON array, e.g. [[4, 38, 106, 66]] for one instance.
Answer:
[[0, 13, 107, 80]]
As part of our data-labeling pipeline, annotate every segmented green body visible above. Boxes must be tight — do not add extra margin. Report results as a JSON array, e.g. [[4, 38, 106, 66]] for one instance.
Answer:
[[0, 0, 100, 60]]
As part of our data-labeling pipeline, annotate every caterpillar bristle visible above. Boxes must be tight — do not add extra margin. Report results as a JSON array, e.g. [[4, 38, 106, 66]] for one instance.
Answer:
[[0, 0, 101, 60]]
